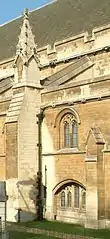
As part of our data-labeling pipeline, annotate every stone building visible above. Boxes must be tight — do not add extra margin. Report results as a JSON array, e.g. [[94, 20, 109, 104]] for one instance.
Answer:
[[0, 0, 110, 228]]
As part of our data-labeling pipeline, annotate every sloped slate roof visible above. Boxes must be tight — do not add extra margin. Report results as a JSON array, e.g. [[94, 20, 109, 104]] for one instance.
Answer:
[[0, 76, 13, 94], [0, 0, 110, 62], [42, 56, 93, 87], [87, 127, 105, 145]]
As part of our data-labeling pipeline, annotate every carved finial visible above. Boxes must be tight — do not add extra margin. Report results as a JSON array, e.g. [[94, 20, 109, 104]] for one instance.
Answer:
[[24, 8, 29, 19]]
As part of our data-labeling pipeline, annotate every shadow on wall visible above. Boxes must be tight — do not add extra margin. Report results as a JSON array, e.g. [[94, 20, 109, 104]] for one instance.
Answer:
[[14, 175, 46, 222], [14, 210, 35, 223]]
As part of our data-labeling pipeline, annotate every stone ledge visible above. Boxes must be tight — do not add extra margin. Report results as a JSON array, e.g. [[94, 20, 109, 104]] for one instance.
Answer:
[[42, 149, 85, 156]]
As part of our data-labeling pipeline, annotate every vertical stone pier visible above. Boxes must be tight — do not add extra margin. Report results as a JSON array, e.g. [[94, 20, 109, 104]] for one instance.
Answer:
[[85, 127, 105, 228]]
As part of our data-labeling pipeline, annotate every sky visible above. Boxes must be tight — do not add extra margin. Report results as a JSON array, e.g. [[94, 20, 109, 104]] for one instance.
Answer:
[[0, 0, 53, 25]]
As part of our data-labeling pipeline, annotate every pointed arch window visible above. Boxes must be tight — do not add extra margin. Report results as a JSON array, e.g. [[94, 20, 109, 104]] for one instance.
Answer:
[[62, 113, 78, 148], [64, 122, 70, 147], [72, 121, 78, 147], [67, 191, 72, 207], [74, 185, 79, 208], [61, 191, 65, 207], [60, 184, 86, 210]]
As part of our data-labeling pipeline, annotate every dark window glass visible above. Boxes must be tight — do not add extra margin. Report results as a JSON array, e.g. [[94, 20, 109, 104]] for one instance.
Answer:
[[61, 191, 65, 207], [74, 185, 79, 208], [72, 121, 78, 147], [64, 122, 70, 148], [82, 191, 86, 209], [67, 191, 72, 207], [63, 115, 78, 149]]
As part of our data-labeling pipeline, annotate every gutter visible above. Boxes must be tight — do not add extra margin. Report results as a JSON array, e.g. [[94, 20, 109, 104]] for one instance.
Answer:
[[36, 109, 44, 220]]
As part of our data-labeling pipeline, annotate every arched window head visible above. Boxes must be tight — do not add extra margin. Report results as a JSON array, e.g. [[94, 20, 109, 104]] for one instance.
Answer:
[[56, 182, 86, 211], [61, 191, 65, 207], [67, 191, 72, 207], [62, 113, 78, 148]]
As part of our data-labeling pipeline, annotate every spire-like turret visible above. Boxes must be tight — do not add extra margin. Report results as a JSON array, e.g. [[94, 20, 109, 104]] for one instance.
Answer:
[[14, 9, 41, 85], [15, 8, 38, 64]]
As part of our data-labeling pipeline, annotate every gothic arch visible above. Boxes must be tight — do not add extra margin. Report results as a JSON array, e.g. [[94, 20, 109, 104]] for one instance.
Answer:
[[53, 179, 86, 195], [54, 108, 80, 128]]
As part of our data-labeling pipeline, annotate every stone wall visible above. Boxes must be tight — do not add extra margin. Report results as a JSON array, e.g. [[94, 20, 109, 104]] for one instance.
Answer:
[[0, 19, 110, 227], [42, 97, 110, 226]]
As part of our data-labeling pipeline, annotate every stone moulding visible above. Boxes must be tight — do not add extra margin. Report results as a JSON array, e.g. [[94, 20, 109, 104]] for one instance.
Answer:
[[52, 179, 86, 195]]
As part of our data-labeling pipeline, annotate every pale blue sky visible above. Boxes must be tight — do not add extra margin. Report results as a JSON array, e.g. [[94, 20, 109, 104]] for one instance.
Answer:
[[0, 0, 53, 25]]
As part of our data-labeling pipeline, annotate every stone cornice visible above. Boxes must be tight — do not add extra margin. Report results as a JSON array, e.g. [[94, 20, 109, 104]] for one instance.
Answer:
[[39, 45, 110, 69], [13, 82, 43, 90], [42, 149, 85, 156], [85, 156, 97, 162], [41, 93, 110, 110], [0, 112, 7, 116], [41, 75, 110, 94], [0, 97, 11, 103]]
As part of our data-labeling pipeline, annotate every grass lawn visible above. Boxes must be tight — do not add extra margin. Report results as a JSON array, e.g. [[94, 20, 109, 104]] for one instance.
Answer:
[[10, 231, 59, 239], [15, 220, 110, 238]]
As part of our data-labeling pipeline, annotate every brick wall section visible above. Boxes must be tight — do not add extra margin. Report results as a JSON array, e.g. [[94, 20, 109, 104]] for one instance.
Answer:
[[42, 99, 110, 189], [5, 122, 18, 179], [43, 99, 110, 153], [104, 152, 110, 221], [85, 160, 98, 227], [17, 87, 41, 219], [97, 144, 105, 220], [42, 98, 110, 225], [0, 115, 6, 155], [55, 154, 85, 186], [0, 156, 5, 180], [0, 101, 10, 180]]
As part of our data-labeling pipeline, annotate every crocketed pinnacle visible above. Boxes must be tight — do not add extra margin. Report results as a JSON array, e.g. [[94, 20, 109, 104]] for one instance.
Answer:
[[16, 8, 37, 63]]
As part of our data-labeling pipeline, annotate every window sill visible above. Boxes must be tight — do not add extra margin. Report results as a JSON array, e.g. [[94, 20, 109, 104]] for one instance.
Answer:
[[56, 148, 85, 154], [60, 207, 72, 211], [60, 207, 86, 212], [42, 148, 86, 156], [57, 148, 79, 153]]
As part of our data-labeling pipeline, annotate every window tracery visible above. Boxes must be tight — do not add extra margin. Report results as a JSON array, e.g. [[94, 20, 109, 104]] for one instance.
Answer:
[[60, 113, 78, 149], [67, 191, 72, 207], [60, 184, 86, 210], [82, 190, 86, 209], [74, 185, 79, 208], [61, 191, 65, 207]]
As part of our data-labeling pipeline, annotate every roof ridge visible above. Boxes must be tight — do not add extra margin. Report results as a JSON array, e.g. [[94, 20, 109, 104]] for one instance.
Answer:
[[30, 0, 57, 14], [0, 15, 22, 28], [0, 0, 56, 28]]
